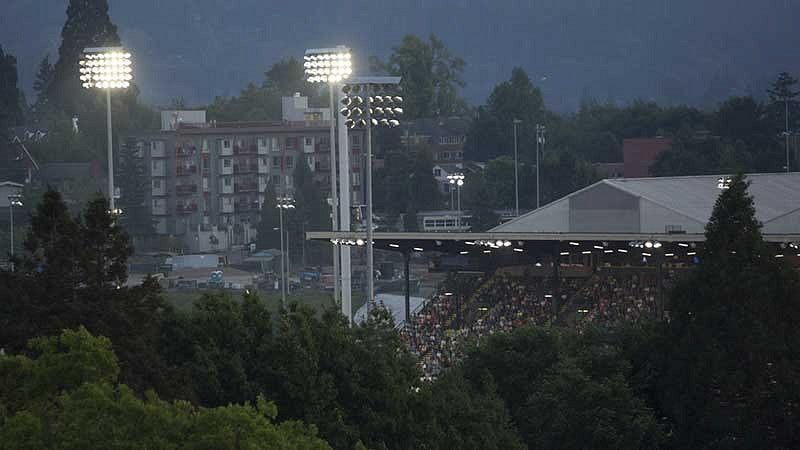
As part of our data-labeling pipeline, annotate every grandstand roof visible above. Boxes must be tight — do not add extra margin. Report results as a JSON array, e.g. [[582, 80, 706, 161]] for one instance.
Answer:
[[492, 172, 800, 236]]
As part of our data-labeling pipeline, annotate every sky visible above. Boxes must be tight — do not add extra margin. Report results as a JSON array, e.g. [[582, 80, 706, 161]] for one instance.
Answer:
[[2, 0, 799, 112]]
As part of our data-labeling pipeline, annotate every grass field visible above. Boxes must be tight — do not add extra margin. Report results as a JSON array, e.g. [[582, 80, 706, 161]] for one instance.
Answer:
[[162, 289, 366, 316]]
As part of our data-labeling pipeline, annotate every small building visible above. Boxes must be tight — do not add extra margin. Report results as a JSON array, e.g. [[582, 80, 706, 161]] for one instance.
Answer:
[[399, 117, 470, 164], [623, 138, 672, 178]]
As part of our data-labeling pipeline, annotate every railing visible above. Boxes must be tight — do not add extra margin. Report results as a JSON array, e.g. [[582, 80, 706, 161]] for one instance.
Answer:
[[176, 146, 197, 157], [233, 164, 258, 174], [176, 184, 198, 195], [176, 204, 198, 214], [234, 144, 258, 155], [235, 183, 258, 193], [176, 166, 198, 176]]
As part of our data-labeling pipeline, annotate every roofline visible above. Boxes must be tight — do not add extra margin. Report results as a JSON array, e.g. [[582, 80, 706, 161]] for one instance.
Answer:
[[763, 205, 800, 225], [489, 179, 606, 231], [612, 171, 800, 183], [306, 231, 800, 244], [604, 179, 709, 225]]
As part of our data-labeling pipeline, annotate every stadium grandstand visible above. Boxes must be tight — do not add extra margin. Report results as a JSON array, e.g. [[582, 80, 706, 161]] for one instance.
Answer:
[[308, 172, 800, 379]]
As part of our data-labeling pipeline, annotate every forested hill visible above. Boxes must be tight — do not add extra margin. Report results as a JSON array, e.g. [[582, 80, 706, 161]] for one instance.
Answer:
[[3, 0, 799, 110]]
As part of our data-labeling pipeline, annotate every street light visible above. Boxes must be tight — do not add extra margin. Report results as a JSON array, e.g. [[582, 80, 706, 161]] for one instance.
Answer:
[[447, 173, 465, 230], [304, 46, 352, 307], [512, 119, 521, 216], [79, 47, 133, 212], [276, 196, 295, 308], [535, 124, 546, 209], [7, 194, 22, 272], [340, 77, 403, 314]]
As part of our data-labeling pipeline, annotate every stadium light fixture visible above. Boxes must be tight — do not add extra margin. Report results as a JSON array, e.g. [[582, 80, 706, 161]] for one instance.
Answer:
[[447, 173, 466, 229], [717, 176, 732, 189], [79, 47, 133, 213], [775, 254, 785, 258], [413, 247, 423, 252], [535, 262, 543, 267], [559, 251, 570, 256], [678, 243, 689, 247], [604, 249, 614, 254], [665, 253, 675, 257], [569, 241, 580, 246], [617, 249, 628, 253], [389, 243, 400, 248], [642, 252, 652, 257], [513, 248, 524, 253], [593, 245, 604, 250], [340, 77, 403, 314], [304, 45, 352, 308], [687, 251, 697, 256], [460, 251, 469, 255], [483, 250, 491, 254]]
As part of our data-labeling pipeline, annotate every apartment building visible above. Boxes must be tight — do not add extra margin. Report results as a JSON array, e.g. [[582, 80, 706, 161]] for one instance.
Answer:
[[130, 98, 363, 251]]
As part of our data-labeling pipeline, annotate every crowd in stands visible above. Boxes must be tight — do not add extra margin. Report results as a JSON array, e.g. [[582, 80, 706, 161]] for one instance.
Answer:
[[401, 266, 682, 380]]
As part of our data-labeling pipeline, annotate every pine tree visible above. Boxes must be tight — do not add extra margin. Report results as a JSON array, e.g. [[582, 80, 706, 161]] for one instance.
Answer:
[[290, 160, 329, 265], [117, 138, 154, 244], [662, 174, 800, 449], [48, 0, 120, 113], [79, 194, 134, 289], [32, 55, 54, 110], [0, 44, 21, 130], [256, 182, 280, 250]]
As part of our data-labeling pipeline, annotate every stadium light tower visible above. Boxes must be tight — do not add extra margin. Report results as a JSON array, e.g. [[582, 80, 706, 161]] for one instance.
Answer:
[[276, 196, 295, 308], [8, 194, 22, 271], [512, 119, 521, 216], [447, 173, 465, 230], [535, 124, 546, 209], [340, 76, 403, 314], [79, 47, 133, 213], [304, 45, 352, 307]]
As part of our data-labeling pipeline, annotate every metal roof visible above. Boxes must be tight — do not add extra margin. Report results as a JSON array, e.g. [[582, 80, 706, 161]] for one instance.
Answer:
[[605, 172, 800, 224]]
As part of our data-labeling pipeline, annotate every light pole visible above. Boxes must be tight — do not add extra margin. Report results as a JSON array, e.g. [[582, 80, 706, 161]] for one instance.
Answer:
[[512, 119, 521, 216], [535, 124, 546, 209], [8, 194, 22, 271], [340, 77, 403, 314], [304, 46, 352, 306], [276, 196, 295, 308], [78, 47, 133, 212], [447, 173, 464, 230]]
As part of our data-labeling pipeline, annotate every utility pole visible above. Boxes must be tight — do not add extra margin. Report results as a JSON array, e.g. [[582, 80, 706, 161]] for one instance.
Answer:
[[513, 119, 521, 216]]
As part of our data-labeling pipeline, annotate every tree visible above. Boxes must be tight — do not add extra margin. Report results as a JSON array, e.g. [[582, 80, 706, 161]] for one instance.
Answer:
[[0, 327, 333, 450], [47, 0, 120, 113], [290, 159, 329, 265], [373, 146, 441, 221], [257, 182, 281, 250], [32, 55, 55, 111], [116, 138, 154, 244], [79, 194, 134, 289], [371, 34, 467, 118], [660, 174, 800, 449], [767, 72, 799, 170], [208, 58, 322, 121], [0, 45, 21, 129], [461, 171, 499, 231], [464, 67, 545, 162]]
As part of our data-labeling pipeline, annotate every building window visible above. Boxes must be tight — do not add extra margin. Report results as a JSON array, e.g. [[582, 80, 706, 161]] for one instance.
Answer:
[[443, 183, 450, 193], [153, 179, 161, 189], [224, 177, 231, 186], [222, 139, 231, 149], [434, 168, 441, 177], [352, 148, 360, 156], [455, 151, 462, 159], [304, 137, 313, 146], [223, 159, 231, 168], [351, 134, 361, 145], [439, 151, 450, 160], [152, 161, 159, 170], [271, 175, 280, 184], [286, 137, 297, 149], [285, 156, 293, 168], [352, 172, 361, 186]]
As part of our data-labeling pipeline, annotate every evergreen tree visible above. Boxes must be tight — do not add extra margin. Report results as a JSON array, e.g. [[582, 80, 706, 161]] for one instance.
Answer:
[[256, 182, 280, 250], [116, 138, 154, 244], [79, 194, 134, 289], [661, 174, 800, 449], [461, 172, 498, 231], [48, 0, 121, 113], [32, 55, 54, 111], [0, 44, 21, 136], [290, 159, 329, 265]]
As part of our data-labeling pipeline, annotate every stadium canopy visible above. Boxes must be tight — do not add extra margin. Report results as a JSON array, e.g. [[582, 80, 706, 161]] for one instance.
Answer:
[[307, 172, 800, 254]]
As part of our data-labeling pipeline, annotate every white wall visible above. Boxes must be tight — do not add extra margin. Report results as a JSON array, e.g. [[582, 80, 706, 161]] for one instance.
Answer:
[[639, 198, 705, 234], [764, 209, 800, 234]]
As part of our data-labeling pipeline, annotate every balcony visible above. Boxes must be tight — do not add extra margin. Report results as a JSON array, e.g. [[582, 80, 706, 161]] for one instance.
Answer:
[[176, 165, 198, 176], [233, 164, 258, 174], [176, 203, 198, 215], [234, 144, 257, 155], [235, 182, 258, 193], [176, 184, 198, 196], [176, 146, 197, 157]]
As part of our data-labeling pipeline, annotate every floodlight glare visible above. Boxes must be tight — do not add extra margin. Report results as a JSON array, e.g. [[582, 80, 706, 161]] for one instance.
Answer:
[[304, 46, 352, 83], [79, 47, 133, 90]]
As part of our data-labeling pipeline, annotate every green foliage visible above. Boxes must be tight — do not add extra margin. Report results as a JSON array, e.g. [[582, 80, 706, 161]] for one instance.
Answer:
[[371, 34, 467, 118], [0, 44, 22, 130], [256, 182, 281, 250], [79, 194, 134, 288], [410, 369, 525, 450], [208, 58, 323, 121], [660, 174, 800, 449], [462, 326, 663, 450], [32, 55, 54, 111], [460, 170, 499, 231], [0, 328, 333, 450], [373, 146, 442, 221], [464, 67, 545, 162], [117, 138, 155, 242]]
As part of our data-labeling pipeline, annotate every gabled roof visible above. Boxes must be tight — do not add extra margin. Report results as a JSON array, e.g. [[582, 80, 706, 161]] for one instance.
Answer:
[[605, 173, 800, 224], [491, 172, 800, 233]]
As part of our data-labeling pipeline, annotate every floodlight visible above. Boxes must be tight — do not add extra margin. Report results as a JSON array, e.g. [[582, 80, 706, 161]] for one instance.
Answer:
[[304, 46, 352, 83], [79, 48, 133, 90]]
